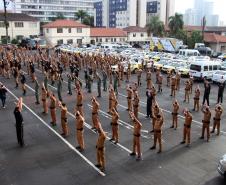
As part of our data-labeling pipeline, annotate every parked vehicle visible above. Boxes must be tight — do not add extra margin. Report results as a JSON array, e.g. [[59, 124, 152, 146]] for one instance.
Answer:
[[212, 71, 226, 83], [162, 62, 181, 74], [218, 53, 226, 61], [176, 63, 190, 77], [178, 49, 200, 57], [189, 58, 221, 80], [18, 38, 36, 49]]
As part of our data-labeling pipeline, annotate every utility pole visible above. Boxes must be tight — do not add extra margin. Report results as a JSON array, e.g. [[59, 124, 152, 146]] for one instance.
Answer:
[[3, 0, 9, 44]]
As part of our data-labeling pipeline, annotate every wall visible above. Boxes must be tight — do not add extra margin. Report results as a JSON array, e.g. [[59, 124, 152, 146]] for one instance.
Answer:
[[90, 36, 127, 44], [127, 32, 149, 42], [44, 27, 90, 46], [0, 21, 40, 40]]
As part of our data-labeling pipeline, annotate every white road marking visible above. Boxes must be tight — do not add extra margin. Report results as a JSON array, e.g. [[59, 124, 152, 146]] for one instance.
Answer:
[[4, 84, 106, 177]]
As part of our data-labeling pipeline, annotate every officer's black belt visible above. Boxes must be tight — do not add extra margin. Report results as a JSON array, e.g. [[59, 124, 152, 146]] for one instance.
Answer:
[[194, 97, 199, 100], [127, 97, 131, 99], [50, 107, 55, 109], [134, 134, 140, 137], [92, 112, 98, 115], [77, 104, 83, 107], [172, 112, 178, 115], [184, 124, 191, 128], [98, 147, 104, 150], [77, 128, 83, 131], [214, 117, 221, 121], [111, 122, 118, 126], [61, 117, 67, 122], [154, 130, 161, 133], [202, 120, 210, 124]]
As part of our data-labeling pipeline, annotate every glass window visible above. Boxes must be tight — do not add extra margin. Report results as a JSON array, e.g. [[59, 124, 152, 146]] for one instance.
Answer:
[[105, 38, 108, 42], [46, 29, 49, 33], [57, 28, 63, 33], [204, 66, 208, 71], [133, 33, 136, 37], [57, 39, 63, 45], [67, 39, 73, 44], [141, 33, 144, 37], [68, 28, 71, 33], [213, 65, 217, 70], [209, 65, 212, 71], [77, 28, 82, 33], [190, 64, 201, 72], [15, 22, 24, 27]]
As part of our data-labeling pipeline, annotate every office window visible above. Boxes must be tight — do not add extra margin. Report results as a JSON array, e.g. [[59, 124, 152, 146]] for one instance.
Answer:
[[67, 39, 73, 44], [57, 39, 63, 45], [141, 33, 144, 37], [77, 28, 82, 33], [105, 38, 108, 42], [15, 22, 24, 27], [204, 66, 208, 71], [0, 22, 5, 27], [114, 38, 116, 42], [57, 28, 63, 33], [46, 28, 49, 33], [99, 38, 102, 42], [133, 33, 136, 37], [111, 38, 113, 42], [209, 65, 212, 71], [68, 28, 71, 33]]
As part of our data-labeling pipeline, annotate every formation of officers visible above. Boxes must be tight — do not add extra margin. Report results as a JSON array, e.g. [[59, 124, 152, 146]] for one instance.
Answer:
[[0, 45, 225, 172]]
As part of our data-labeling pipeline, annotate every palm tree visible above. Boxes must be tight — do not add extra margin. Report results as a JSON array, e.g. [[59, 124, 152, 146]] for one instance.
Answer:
[[168, 13, 184, 36], [75, 10, 88, 23], [146, 16, 164, 37], [82, 15, 94, 27]]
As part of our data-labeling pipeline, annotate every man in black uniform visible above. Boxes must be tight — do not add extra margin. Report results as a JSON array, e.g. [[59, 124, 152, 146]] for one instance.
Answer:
[[146, 88, 153, 118], [217, 80, 225, 104], [14, 97, 24, 147], [202, 80, 211, 106]]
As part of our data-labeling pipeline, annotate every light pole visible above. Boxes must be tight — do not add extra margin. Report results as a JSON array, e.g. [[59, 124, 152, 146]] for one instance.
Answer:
[[3, 0, 9, 44]]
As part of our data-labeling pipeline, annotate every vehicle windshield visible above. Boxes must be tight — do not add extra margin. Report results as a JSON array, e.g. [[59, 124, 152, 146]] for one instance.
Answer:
[[190, 64, 201, 72], [38, 40, 46, 45], [215, 71, 226, 75]]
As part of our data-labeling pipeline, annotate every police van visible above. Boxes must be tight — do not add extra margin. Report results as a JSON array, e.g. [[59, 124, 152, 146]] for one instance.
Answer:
[[179, 49, 200, 57], [189, 57, 221, 80]]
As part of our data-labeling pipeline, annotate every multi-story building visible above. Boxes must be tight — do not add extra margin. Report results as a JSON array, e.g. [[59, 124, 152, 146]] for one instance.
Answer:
[[13, 0, 95, 22], [94, 0, 175, 28], [0, 13, 40, 42]]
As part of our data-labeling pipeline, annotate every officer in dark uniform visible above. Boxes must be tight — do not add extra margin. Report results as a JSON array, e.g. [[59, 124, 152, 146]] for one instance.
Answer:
[[84, 69, 88, 89], [102, 70, 107, 92], [87, 73, 92, 93], [67, 74, 73, 95], [14, 97, 24, 147], [202, 80, 211, 106], [97, 74, 102, 97], [57, 75, 63, 101], [20, 72, 26, 96], [146, 89, 153, 118], [34, 77, 40, 104], [217, 80, 225, 104]]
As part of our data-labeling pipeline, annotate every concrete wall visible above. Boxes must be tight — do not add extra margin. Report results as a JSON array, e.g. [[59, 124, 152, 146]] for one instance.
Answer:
[[0, 21, 40, 40], [43, 27, 90, 46], [127, 32, 149, 42], [90, 36, 127, 44]]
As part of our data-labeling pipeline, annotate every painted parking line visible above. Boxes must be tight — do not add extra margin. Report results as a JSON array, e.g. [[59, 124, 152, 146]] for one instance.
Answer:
[[3, 84, 106, 177]]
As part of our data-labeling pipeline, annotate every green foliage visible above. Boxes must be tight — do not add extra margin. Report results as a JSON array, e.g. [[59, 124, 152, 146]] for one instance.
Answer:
[[82, 15, 94, 27], [75, 10, 88, 22], [1, 38, 8, 44], [187, 31, 203, 49], [11, 39, 18, 44], [168, 13, 184, 35], [49, 13, 65, 21], [146, 16, 164, 37], [175, 29, 188, 45]]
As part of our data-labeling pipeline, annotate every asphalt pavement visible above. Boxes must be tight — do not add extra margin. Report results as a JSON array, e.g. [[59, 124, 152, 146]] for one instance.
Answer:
[[0, 64, 226, 185]]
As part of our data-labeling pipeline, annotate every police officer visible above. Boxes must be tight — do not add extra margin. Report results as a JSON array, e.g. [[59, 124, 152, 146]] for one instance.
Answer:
[[181, 109, 192, 146], [146, 88, 153, 118], [41, 84, 48, 114], [200, 105, 211, 142], [137, 68, 142, 86], [113, 72, 119, 95], [150, 113, 164, 153], [110, 108, 119, 144], [146, 70, 152, 89], [34, 77, 40, 104], [20, 72, 26, 96], [166, 71, 171, 87], [176, 72, 181, 90], [97, 73, 102, 98], [67, 74, 73, 95], [87, 73, 92, 93], [171, 100, 179, 129], [202, 80, 211, 106], [211, 104, 223, 136], [157, 74, 163, 93], [108, 86, 114, 114], [170, 76, 176, 97], [133, 91, 140, 119], [49, 92, 57, 126], [102, 70, 107, 91], [59, 102, 69, 137], [151, 103, 160, 133], [129, 111, 142, 160], [57, 75, 63, 102], [192, 85, 200, 112], [14, 97, 24, 147], [184, 80, 190, 103], [92, 97, 100, 130], [44, 71, 49, 96], [75, 111, 85, 151], [96, 120, 106, 172], [217, 80, 225, 104], [84, 69, 88, 89], [76, 85, 84, 117]]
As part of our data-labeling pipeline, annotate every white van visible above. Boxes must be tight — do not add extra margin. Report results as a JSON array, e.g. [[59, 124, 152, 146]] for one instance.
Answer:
[[179, 49, 200, 57], [189, 57, 221, 80], [100, 44, 119, 50]]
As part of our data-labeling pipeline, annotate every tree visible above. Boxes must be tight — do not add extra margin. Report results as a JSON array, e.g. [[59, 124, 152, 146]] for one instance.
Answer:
[[175, 29, 188, 45], [49, 13, 65, 21], [168, 13, 184, 36], [187, 31, 203, 49], [75, 10, 88, 23], [146, 16, 164, 37], [82, 15, 94, 27]]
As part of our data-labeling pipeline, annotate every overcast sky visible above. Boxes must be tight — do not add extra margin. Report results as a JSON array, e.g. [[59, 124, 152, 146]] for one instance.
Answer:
[[175, 0, 226, 24]]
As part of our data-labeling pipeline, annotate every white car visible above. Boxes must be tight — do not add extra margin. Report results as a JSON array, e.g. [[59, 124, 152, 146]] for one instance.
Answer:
[[212, 71, 226, 83], [218, 154, 226, 178]]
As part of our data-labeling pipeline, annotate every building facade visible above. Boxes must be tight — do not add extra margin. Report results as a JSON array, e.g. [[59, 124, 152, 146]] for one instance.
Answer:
[[0, 13, 40, 42], [13, 0, 95, 22], [94, 0, 175, 28]]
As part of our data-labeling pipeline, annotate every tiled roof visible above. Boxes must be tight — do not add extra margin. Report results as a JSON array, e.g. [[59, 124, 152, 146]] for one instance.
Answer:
[[90, 28, 127, 37], [0, 13, 38, 22], [204, 33, 226, 43], [123, 26, 147, 33], [43, 19, 89, 28]]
